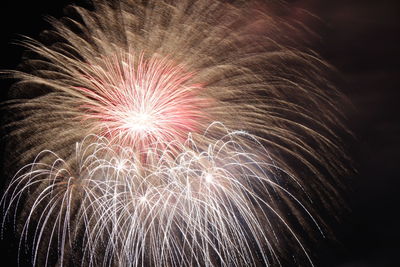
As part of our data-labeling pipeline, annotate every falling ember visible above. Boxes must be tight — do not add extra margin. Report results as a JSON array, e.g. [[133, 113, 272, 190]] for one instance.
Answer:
[[77, 53, 210, 150], [1, 131, 318, 267]]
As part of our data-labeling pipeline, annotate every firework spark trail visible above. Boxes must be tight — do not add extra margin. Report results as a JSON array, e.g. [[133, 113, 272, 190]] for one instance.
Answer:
[[3, 0, 347, 168], [1, 0, 350, 266], [2, 129, 321, 266], [76, 52, 210, 151]]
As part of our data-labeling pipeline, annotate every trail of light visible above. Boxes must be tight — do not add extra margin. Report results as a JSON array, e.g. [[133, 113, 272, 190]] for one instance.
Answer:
[[1, 125, 319, 267], [77, 52, 210, 152]]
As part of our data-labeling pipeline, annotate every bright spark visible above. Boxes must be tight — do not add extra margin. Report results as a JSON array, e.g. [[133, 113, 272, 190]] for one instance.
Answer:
[[204, 173, 213, 183]]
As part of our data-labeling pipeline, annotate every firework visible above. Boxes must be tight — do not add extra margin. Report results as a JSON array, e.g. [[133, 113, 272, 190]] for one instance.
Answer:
[[1, 0, 350, 266], [2, 129, 320, 266]]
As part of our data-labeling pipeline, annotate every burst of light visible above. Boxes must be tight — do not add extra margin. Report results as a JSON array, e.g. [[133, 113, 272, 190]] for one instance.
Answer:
[[204, 172, 214, 183], [123, 112, 154, 133], [139, 195, 147, 203], [1, 128, 318, 267], [1, 0, 350, 265], [77, 53, 210, 151]]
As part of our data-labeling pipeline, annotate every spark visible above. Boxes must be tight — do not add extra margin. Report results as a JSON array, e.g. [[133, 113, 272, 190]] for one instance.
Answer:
[[204, 172, 214, 183], [1, 129, 319, 267]]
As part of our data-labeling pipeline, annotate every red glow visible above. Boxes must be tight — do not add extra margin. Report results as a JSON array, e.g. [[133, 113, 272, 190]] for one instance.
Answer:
[[76, 52, 210, 151]]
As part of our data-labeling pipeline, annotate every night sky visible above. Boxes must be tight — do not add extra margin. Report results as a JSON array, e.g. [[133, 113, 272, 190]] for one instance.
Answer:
[[1, 0, 399, 266]]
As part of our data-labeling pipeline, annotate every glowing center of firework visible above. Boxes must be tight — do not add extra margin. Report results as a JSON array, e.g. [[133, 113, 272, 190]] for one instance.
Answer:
[[79, 52, 211, 150], [124, 112, 155, 134]]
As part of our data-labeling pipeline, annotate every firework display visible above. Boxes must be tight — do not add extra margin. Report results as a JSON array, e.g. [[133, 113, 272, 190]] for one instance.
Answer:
[[1, 0, 349, 266]]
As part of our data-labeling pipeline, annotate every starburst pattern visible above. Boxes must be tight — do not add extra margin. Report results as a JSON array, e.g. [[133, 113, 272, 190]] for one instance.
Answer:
[[2, 129, 320, 266], [75, 52, 209, 150], [1, 0, 350, 266]]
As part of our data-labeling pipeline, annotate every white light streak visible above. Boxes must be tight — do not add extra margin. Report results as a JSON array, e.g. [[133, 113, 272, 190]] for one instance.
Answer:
[[1, 125, 320, 266]]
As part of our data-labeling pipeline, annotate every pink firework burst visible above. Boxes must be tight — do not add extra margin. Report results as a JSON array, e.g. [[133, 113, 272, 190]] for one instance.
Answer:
[[77, 51, 211, 151]]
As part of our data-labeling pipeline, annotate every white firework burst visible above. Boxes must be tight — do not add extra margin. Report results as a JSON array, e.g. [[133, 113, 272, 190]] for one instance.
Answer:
[[2, 124, 324, 266]]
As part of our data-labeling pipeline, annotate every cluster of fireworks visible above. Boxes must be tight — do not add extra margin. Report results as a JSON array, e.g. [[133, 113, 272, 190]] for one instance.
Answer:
[[1, 0, 349, 266]]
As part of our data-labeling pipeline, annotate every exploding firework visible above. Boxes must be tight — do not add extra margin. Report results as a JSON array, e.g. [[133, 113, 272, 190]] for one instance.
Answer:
[[1, 0, 350, 266], [2, 129, 320, 266]]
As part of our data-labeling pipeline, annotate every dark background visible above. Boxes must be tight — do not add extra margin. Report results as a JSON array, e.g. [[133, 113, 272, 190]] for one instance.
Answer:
[[0, 0, 399, 266]]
